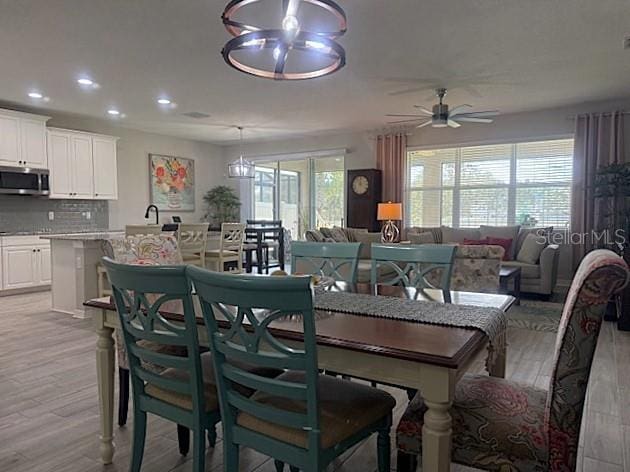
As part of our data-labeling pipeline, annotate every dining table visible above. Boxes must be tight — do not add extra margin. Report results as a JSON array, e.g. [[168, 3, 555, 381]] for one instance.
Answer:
[[85, 283, 514, 472]]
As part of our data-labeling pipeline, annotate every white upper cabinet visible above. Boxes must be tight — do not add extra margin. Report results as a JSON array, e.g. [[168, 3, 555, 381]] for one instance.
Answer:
[[47, 128, 118, 200], [20, 119, 47, 168], [0, 114, 21, 166], [92, 137, 118, 200], [47, 131, 73, 198], [71, 134, 94, 198], [0, 109, 49, 168]]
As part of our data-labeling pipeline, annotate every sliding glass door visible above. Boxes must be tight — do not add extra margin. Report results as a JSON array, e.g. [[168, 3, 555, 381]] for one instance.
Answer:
[[251, 155, 345, 240]]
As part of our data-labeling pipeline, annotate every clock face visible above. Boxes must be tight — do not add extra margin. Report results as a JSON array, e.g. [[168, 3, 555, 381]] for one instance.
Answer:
[[352, 176, 369, 195]]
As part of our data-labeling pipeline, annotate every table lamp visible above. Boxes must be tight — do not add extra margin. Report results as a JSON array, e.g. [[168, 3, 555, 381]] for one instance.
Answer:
[[377, 202, 402, 243]]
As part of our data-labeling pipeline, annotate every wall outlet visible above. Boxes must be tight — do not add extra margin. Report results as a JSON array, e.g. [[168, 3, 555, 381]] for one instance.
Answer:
[[48, 211, 54, 221]]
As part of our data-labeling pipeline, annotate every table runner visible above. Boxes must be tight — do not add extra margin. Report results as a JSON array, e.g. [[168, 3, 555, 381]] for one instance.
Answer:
[[314, 291, 506, 372]]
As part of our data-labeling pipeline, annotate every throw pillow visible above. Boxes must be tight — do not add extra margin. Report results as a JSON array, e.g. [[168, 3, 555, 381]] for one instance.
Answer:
[[462, 238, 489, 245], [479, 225, 520, 260], [345, 227, 368, 242], [305, 229, 325, 242], [441, 226, 481, 243], [353, 231, 382, 259], [330, 226, 350, 242], [409, 231, 435, 244], [319, 227, 333, 239], [486, 237, 513, 261], [515, 226, 552, 255], [517, 233, 546, 264], [407, 226, 443, 243]]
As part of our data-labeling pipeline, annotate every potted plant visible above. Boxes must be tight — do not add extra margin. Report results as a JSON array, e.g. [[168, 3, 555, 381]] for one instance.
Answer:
[[203, 185, 241, 230], [593, 162, 630, 330]]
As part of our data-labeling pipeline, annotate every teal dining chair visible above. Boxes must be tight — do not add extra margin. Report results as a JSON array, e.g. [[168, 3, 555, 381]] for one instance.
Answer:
[[103, 257, 221, 472], [290, 241, 362, 283], [371, 244, 457, 295], [186, 267, 396, 472]]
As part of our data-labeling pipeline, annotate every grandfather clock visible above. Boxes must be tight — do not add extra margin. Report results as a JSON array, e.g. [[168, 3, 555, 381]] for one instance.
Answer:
[[346, 169, 382, 231]]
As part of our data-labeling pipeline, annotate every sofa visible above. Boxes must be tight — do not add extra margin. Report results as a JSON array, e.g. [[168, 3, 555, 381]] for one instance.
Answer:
[[407, 225, 560, 296], [305, 227, 505, 292]]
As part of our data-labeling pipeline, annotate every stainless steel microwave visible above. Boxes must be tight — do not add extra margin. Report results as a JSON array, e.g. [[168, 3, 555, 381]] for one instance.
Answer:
[[0, 166, 50, 196]]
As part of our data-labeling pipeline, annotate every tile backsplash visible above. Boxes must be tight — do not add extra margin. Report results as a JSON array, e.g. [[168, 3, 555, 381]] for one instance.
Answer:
[[0, 196, 109, 234]]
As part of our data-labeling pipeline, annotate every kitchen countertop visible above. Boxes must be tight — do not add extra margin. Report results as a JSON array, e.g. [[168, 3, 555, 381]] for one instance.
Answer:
[[38, 231, 125, 241]]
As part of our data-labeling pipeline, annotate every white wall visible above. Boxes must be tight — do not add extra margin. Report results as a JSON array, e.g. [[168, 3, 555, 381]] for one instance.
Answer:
[[44, 114, 227, 229]]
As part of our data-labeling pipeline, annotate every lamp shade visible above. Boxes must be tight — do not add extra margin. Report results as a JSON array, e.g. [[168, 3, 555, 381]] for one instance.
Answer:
[[377, 202, 402, 221]]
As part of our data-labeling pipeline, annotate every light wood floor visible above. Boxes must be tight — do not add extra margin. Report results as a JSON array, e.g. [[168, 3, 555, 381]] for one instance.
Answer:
[[0, 291, 628, 472]]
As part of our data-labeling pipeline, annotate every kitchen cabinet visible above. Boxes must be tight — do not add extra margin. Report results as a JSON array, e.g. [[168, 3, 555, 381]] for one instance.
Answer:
[[92, 136, 118, 199], [0, 109, 49, 168], [0, 236, 51, 292], [47, 128, 118, 200]]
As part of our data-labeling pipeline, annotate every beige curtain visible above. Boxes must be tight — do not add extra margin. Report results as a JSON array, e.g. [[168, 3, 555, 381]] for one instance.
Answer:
[[571, 111, 626, 267], [376, 132, 407, 215]]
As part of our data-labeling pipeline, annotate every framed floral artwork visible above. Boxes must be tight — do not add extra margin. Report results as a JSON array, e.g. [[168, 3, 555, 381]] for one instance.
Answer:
[[149, 154, 195, 211]]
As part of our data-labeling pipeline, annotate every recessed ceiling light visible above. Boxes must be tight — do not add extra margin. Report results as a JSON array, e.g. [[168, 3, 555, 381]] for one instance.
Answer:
[[107, 109, 121, 116], [28, 91, 44, 99], [157, 98, 171, 105], [77, 78, 94, 86]]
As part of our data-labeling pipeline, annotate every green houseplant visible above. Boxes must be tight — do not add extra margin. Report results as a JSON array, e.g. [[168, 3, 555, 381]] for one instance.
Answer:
[[593, 162, 630, 330], [203, 185, 241, 230]]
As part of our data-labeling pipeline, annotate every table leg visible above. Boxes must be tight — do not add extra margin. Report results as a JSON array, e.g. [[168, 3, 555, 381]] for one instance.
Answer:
[[96, 321, 115, 464], [488, 337, 507, 378], [245, 250, 252, 273], [420, 368, 455, 472], [514, 271, 521, 305]]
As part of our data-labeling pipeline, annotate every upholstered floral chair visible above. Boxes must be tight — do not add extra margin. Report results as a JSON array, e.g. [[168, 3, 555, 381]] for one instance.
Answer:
[[396, 249, 629, 472], [102, 234, 184, 427]]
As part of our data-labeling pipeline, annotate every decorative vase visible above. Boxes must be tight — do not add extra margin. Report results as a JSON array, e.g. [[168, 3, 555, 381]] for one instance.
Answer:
[[167, 190, 182, 209]]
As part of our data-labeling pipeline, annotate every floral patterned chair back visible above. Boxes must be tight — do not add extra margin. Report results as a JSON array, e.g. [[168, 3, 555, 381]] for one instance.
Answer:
[[101, 234, 184, 372], [544, 249, 628, 470], [105, 233, 183, 266]]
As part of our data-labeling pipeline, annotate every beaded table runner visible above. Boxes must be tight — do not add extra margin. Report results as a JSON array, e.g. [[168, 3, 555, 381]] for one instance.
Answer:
[[314, 291, 507, 371]]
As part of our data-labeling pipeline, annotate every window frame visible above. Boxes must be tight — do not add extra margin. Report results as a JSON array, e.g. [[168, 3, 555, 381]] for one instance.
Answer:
[[405, 136, 574, 228]]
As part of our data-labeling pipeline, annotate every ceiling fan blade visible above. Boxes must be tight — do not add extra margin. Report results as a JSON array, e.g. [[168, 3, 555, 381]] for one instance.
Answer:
[[387, 119, 428, 124], [416, 120, 433, 129], [448, 104, 473, 118], [412, 106, 433, 116], [283, 0, 300, 17], [388, 87, 434, 97], [456, 110, 500, 118], [385, 114, 426, 118], [456, 117, 494, 123], [448, 120, 461, 128]]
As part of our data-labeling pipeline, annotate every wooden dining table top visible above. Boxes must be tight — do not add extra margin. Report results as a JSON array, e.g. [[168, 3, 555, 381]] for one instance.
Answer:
[[84, 283, 514, 370]]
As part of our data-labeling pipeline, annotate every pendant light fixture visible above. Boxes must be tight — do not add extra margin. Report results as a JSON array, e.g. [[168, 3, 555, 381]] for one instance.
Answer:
[[221, 0, 347, 80], [228, 126, 255, 179]]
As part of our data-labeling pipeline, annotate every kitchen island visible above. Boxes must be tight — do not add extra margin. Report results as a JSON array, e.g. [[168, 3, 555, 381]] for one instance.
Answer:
[[40, 232, 124, 318]]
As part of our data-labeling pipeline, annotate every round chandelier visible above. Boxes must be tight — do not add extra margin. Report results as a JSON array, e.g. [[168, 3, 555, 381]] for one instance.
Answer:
[[221, 0, 347, 80]]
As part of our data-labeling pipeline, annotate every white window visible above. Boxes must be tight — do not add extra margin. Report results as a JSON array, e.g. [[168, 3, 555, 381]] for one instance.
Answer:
[[406, 138, 574, 228]]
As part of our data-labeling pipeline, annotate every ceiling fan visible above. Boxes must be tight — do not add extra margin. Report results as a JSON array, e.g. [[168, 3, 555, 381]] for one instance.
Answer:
[[386, 88, 499, 129]]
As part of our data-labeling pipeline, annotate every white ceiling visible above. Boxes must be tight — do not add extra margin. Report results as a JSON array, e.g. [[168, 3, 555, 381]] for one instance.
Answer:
[[1, 0, 629, 144]]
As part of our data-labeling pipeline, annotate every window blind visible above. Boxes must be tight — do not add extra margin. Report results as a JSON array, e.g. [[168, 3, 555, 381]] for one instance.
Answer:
[[406, 138, 574, 228]]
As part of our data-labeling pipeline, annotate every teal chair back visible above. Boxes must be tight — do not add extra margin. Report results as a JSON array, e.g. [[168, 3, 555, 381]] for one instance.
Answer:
[[290, 241, 362, 283], [371, 244, 457, 292], [186, 266, 322, 466], [102, 257, 207, 425]]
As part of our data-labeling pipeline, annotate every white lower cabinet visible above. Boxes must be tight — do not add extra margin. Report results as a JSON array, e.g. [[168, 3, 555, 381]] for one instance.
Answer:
[[0, 236, 51, 292]]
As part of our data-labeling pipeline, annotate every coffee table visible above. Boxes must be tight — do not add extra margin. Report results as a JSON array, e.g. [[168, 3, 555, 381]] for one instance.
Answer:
[[500, 266, 522, 305]]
